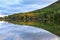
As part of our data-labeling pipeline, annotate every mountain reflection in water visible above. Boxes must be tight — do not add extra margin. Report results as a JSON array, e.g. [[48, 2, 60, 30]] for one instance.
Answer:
[[0, 21, 60, 40]]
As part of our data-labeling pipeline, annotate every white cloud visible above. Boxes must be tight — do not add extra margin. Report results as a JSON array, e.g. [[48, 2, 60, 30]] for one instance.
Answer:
[[0, 4, 47, 14], [0, 0, 58, 16], [0, 15, 8, 17], [0, 15, 4, 17], [0, 0, 22, 5]]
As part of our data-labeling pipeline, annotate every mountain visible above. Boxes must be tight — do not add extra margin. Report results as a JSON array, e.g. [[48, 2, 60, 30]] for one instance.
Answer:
[[3, 0, 60, 21], [0, 0, 60, 36]]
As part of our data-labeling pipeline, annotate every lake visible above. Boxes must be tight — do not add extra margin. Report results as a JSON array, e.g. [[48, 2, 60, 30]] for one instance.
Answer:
[[0, 21, 60, 40]]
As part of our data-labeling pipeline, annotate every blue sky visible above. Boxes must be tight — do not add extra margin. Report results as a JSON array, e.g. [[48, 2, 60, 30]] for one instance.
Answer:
[[0, 0, 58, 17]]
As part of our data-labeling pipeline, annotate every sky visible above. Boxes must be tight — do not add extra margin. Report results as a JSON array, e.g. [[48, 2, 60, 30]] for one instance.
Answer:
[[0, 0, 58, 17]]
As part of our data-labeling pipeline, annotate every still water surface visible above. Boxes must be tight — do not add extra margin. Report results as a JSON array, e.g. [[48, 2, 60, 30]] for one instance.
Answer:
[[0, 21, 60, 40]]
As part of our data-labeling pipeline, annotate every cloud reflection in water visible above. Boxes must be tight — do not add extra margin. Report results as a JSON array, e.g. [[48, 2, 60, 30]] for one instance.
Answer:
[[0, 21, 59, 40]]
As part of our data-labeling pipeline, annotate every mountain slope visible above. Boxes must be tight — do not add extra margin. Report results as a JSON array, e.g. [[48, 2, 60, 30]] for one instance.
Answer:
[[5, 0, 60, 21]]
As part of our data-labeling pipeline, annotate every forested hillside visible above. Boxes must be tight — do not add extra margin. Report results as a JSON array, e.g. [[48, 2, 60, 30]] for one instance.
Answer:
[[2, 0, 60, 21]]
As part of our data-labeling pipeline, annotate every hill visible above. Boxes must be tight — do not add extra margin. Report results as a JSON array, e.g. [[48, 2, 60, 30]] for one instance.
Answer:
[[3, 0, 60, 21]]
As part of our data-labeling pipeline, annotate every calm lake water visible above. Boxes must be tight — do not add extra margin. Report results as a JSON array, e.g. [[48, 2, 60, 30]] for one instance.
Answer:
[[0, 21, 60, 40]]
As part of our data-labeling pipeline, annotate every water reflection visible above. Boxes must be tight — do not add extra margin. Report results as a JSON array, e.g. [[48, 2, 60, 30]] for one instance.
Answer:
[[0, 21, 59, 40], [5, 19, 60, 36]]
